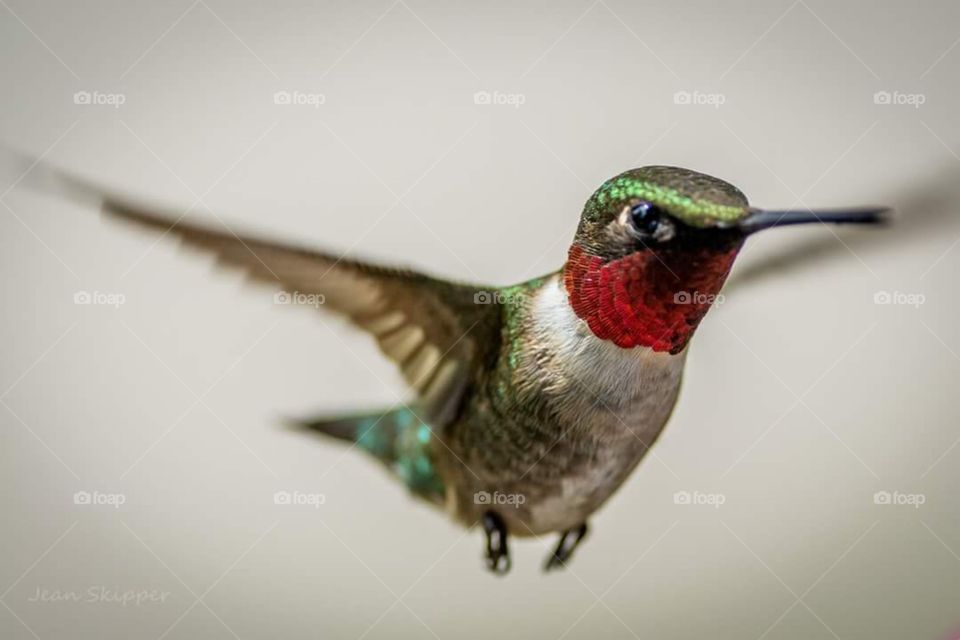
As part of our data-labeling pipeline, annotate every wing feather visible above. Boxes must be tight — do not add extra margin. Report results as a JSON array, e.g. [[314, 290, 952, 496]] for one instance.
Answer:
[[2, 150, 504, 425], [100, 199, 501, 426]]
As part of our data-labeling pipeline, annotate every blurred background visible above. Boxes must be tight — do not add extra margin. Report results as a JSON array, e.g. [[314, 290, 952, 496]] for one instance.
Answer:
[[1, 1, 959, 638]]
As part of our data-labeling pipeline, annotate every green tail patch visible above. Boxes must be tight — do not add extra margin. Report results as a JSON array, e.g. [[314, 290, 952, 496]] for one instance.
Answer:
[[296, 408, 445, 503]]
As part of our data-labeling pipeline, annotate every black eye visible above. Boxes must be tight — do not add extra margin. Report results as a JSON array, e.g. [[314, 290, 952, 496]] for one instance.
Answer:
[[627, 201, 676, 242], [630, 201, 662, 234]]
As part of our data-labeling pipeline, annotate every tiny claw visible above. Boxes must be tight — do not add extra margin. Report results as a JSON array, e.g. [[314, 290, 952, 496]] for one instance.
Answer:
[[543, 554, 566, 572], [482, 511, 511, 576], [543, 523, 588, 573], [487, 553, 511, 575]]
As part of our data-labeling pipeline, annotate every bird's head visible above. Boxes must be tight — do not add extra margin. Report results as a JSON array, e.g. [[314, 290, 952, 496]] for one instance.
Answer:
[[564, 166, 887, 354]]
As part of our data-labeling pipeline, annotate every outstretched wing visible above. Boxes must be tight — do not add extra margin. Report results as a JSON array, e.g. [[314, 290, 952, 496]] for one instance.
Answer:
[[104, 200, 502, 426], [3, 150, 502, 427]]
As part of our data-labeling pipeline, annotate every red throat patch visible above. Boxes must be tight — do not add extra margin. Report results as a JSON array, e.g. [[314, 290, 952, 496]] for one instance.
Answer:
[[563, 243, 740, 353]]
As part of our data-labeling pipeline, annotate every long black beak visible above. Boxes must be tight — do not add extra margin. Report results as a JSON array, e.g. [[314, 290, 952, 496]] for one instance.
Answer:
[[738, 206, 892, 234]]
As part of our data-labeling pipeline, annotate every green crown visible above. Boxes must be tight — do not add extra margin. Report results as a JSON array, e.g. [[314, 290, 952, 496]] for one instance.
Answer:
[[589, 166, 749, 229]]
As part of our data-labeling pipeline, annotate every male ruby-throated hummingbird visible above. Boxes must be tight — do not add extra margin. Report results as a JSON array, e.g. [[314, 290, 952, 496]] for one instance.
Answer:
[[17, 161, 888, 574]]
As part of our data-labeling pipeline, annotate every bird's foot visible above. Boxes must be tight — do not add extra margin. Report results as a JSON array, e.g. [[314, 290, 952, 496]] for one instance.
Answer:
[[482, 511, 511, 575], [544, 523, 588, 572]]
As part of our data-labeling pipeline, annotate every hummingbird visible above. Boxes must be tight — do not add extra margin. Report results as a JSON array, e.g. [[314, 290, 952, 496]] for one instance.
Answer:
[[17, 160, 888, 573]]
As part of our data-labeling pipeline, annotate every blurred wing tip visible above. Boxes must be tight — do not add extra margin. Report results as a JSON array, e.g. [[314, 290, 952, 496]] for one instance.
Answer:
[[0, 145, 105, 207]]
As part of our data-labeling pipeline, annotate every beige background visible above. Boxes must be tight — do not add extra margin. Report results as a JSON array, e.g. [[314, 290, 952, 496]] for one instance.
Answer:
[[2, 1, 959, 638]]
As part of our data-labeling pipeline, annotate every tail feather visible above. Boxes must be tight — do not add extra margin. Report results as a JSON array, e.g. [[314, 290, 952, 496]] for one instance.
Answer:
[[288, 412, 396, 461], [289, 408, 445, 503], [294, 415, 369, 445]]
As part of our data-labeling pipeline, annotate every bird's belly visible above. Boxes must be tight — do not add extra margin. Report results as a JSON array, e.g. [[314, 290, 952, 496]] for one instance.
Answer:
[[450, 387, 680, 536], [504, 404, 674, 535]]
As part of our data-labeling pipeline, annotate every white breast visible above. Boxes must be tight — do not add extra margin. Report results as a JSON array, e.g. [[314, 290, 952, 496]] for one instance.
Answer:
[[530, 275, 685, 411]]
